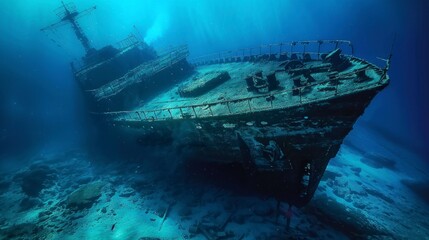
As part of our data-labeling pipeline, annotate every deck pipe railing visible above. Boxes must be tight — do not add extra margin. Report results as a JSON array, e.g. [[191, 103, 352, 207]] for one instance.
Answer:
[[93, 57, 386, 123], [116, 34, 140, 50], [72, 34, 142, 74], [189, 40, 354, 67], [85, 45, 189, 99]]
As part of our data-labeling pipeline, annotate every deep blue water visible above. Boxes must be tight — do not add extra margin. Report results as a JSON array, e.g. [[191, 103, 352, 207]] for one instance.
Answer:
[[0, 1, 428, 239]]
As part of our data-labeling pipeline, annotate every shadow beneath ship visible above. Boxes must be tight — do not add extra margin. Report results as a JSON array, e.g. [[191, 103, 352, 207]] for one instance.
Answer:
[[180, 159, 289, 200]]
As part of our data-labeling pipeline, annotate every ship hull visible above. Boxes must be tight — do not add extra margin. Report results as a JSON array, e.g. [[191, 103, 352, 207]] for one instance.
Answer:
[[110, 84, 386, 206]]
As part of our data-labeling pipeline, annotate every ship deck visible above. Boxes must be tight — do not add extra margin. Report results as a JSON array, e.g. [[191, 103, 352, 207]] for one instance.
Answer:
[[109, 55, 388, 123]]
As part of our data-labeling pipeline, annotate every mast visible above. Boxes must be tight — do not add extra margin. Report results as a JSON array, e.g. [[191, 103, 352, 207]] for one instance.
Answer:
[[41, 1, 97, 55]]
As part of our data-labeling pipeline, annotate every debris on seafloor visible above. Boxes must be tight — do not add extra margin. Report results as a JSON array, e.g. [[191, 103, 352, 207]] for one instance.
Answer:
[[158, 202, 174, 231]]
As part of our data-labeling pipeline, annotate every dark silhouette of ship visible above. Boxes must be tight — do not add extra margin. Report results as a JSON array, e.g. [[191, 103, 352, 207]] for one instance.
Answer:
[[42, 2, 391, 207]]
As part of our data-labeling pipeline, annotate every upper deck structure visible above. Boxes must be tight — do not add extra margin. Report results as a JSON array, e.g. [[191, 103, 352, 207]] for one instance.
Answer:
[[102, 41, 387, 123]]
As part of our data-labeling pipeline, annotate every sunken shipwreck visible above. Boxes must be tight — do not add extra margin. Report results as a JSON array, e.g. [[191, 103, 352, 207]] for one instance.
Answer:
[[42, 2, 390, 207]]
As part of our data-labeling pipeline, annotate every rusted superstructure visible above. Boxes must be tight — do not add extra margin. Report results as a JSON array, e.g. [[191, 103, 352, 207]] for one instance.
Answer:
[[43, 3, 390, 207]]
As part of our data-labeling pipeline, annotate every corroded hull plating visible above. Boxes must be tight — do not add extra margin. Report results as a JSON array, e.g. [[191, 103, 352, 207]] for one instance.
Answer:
[[111, 84, 386, 206]]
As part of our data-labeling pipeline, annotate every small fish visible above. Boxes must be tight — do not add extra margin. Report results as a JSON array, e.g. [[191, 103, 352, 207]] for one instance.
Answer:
[[111, 223, 117, 231]]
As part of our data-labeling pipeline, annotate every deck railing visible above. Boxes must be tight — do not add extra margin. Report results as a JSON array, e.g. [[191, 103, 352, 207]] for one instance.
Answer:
[[93, 56, 387, 123], [116, 34, 140, 50], [86, 45, 189, 100], [189, 40, 354, 67], [72, 36, 143, 75]]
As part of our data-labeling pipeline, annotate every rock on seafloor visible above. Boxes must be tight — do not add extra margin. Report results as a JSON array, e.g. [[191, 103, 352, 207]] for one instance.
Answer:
[[65, 181, 105, 211], [304, 194, 391, 238]]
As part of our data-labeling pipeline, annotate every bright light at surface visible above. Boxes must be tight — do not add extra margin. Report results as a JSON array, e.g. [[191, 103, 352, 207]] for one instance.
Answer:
[[144, 12, 170, 45]]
